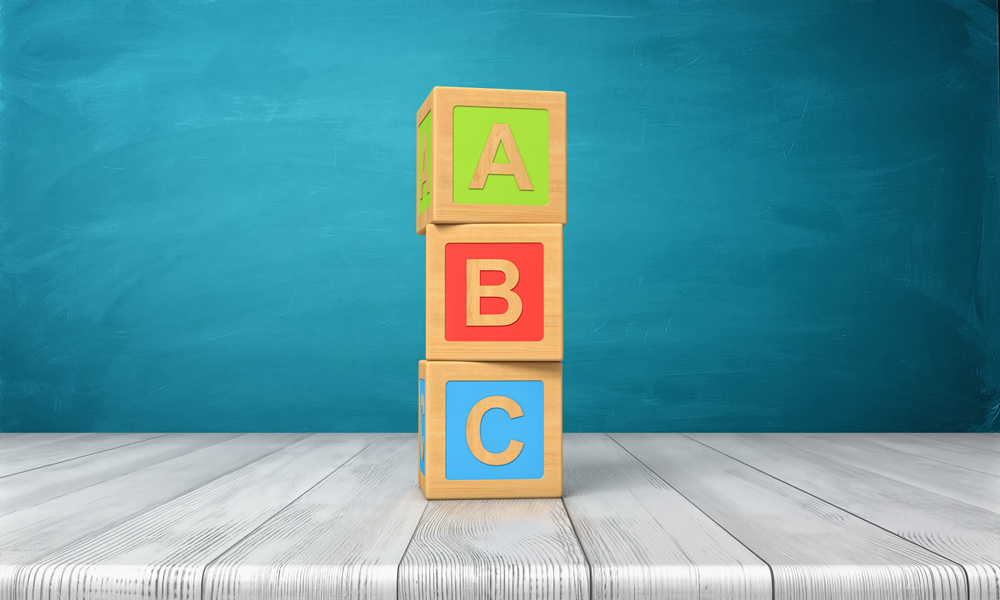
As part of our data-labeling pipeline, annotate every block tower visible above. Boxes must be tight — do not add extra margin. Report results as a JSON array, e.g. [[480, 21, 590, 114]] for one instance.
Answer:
[[416, 87, 566, 499]]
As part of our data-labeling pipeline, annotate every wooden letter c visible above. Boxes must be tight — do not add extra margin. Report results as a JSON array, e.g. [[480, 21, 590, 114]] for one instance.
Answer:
[[465, 395, 524, 466]]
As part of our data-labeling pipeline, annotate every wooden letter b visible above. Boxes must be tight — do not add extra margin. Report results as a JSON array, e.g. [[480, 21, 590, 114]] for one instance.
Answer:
[[466, 259, 522, 327]]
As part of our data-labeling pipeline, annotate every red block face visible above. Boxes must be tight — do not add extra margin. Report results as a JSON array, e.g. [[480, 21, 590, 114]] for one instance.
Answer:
[[444, 243, 544, 341]]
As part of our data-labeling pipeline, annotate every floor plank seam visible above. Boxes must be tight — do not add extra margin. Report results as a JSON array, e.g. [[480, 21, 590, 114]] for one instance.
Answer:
[[861, 437, 1000, 478], [1, 434, 250, 518], [606, 433, 778, 600], [907, 433, 1000, 455], [559, 496, 594, 600], [775, 435, 998, 516], [395, 497, 430, 600], [0, 434, 170, 479], [197, 433, 381, 600], [685, 434, 974, 600], [19, 433, 305, 568]]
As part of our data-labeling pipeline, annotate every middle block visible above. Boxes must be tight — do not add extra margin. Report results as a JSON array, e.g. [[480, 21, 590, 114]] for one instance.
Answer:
[[426, 223, 563, 361]]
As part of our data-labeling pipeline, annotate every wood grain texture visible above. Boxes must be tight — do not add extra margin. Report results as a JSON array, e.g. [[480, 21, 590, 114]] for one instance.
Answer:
[[0, 434, 92, 454], [416, 86, 566, 235], [612, 433, 967, 600], [2, 432, 996, 600], [4, 433, 373, 600], [690, 433, 1000, 600], [203, 434, 426, 600], [562, 434, 771, 600], [426, 223, 562, 361], [909, 433, 1000, 454], [858, 433, 1000, 476], [0, 434, 309, 566], [777, 434, 1000, 514], [398, 498, 588, 600], [419, 360, 562, 499], [0, 433, 238, 515], [0, 433, 165, 477]]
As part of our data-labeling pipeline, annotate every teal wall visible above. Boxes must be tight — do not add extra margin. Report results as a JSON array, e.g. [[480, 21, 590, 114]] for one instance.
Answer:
[[1, 0, 997, 432]]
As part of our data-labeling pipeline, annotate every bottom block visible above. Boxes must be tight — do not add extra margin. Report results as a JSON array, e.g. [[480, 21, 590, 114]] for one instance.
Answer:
[[418, 360, 562, 499]]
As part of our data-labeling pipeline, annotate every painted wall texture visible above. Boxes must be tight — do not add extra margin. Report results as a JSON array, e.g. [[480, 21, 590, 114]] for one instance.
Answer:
[[1, 1, 997, 432]]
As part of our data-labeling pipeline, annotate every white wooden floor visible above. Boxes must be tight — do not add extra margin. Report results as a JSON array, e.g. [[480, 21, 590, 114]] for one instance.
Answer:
[[0, 433, 997, 600]]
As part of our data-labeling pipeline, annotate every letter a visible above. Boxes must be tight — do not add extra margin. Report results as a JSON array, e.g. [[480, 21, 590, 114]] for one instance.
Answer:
[[466, 259, 523, 326], [420, 131, 430, 196], [469, 123, 533, 191]]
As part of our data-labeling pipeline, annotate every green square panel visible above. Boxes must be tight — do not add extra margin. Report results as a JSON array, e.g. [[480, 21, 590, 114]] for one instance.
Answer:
[[453, 106, 548, 206], [417, 111, 432, 214]]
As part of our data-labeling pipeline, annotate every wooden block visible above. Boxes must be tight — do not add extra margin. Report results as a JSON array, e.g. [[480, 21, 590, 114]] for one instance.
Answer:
[[426, 223, 562, 361], [418, 360, 562, 499], [416, 86, 566, 235]]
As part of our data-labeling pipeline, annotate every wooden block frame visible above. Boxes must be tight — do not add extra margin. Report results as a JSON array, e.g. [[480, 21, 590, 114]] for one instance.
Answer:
[[418, 360, 562, 499], [426, 223, 562, 361], [416, 87, 567, 235]]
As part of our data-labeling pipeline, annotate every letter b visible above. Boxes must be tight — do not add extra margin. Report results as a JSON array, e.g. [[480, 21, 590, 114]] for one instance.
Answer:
[[467, 259, 523, 327]]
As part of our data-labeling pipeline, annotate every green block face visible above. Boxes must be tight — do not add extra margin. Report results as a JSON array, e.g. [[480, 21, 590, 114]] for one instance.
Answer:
[[452, 106, 549, 206], [417, 111, 432, 214]]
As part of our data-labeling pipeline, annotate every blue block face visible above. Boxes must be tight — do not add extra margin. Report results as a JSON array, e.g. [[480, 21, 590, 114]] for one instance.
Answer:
[[419, 378, 425, 475], [445, 380, 544, 480]]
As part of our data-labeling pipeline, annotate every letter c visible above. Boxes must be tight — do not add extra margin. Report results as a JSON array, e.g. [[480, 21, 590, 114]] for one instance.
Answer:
[[466, 396, 524, 466]]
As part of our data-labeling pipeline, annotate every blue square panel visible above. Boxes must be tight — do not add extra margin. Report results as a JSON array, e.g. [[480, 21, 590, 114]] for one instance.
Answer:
[[419, 378, 426, 476], [445, 380, 544, 480]]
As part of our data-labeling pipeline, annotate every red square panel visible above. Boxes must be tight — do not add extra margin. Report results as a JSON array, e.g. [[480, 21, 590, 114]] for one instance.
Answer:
[[445, 243, 544, 341]]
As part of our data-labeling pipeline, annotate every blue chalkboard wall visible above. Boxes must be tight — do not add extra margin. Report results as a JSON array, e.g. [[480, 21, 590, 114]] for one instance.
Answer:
[[1, 0, 997, 432]]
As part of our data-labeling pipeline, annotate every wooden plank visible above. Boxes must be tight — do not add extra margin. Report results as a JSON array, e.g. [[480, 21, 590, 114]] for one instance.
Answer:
[[778, 433, 1000, 514], [880, 433, 1000, 477], [562, 433, 770, 600], [399, 498, 589, 600], [203, 434, 426, 600], [1, 433, 239, 516], [909, 433, 1000, 454], [855, 433, 1000, 476], [0, 433, 92, 454], [0, 433, 308, 565], [2, 433, 372, 600], [0, 433, 165, 477], [612, 433, 967, 600], [690, 433, 1000, 600]]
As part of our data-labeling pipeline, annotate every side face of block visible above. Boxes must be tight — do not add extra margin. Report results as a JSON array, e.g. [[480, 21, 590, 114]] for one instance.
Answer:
[[426, 223, 563, 361], [418, 360, 563, 499], [416, 87, 567, 235]]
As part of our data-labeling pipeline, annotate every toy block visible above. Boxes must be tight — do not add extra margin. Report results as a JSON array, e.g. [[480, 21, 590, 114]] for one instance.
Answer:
[[426, 223, 562, 361], [418, 360, 562, 499], [416, 86, 566, 235]]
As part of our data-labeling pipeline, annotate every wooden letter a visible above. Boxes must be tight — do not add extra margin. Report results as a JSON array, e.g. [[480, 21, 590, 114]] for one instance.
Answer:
[[469, 124, 533, 191]]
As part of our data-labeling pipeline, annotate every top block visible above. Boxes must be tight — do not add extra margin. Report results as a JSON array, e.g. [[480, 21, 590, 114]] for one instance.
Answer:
[[416, 87, 567, 235]]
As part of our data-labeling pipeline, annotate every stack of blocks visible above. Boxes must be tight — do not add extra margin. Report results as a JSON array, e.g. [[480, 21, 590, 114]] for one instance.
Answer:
[[416, 87, 567, 499]]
